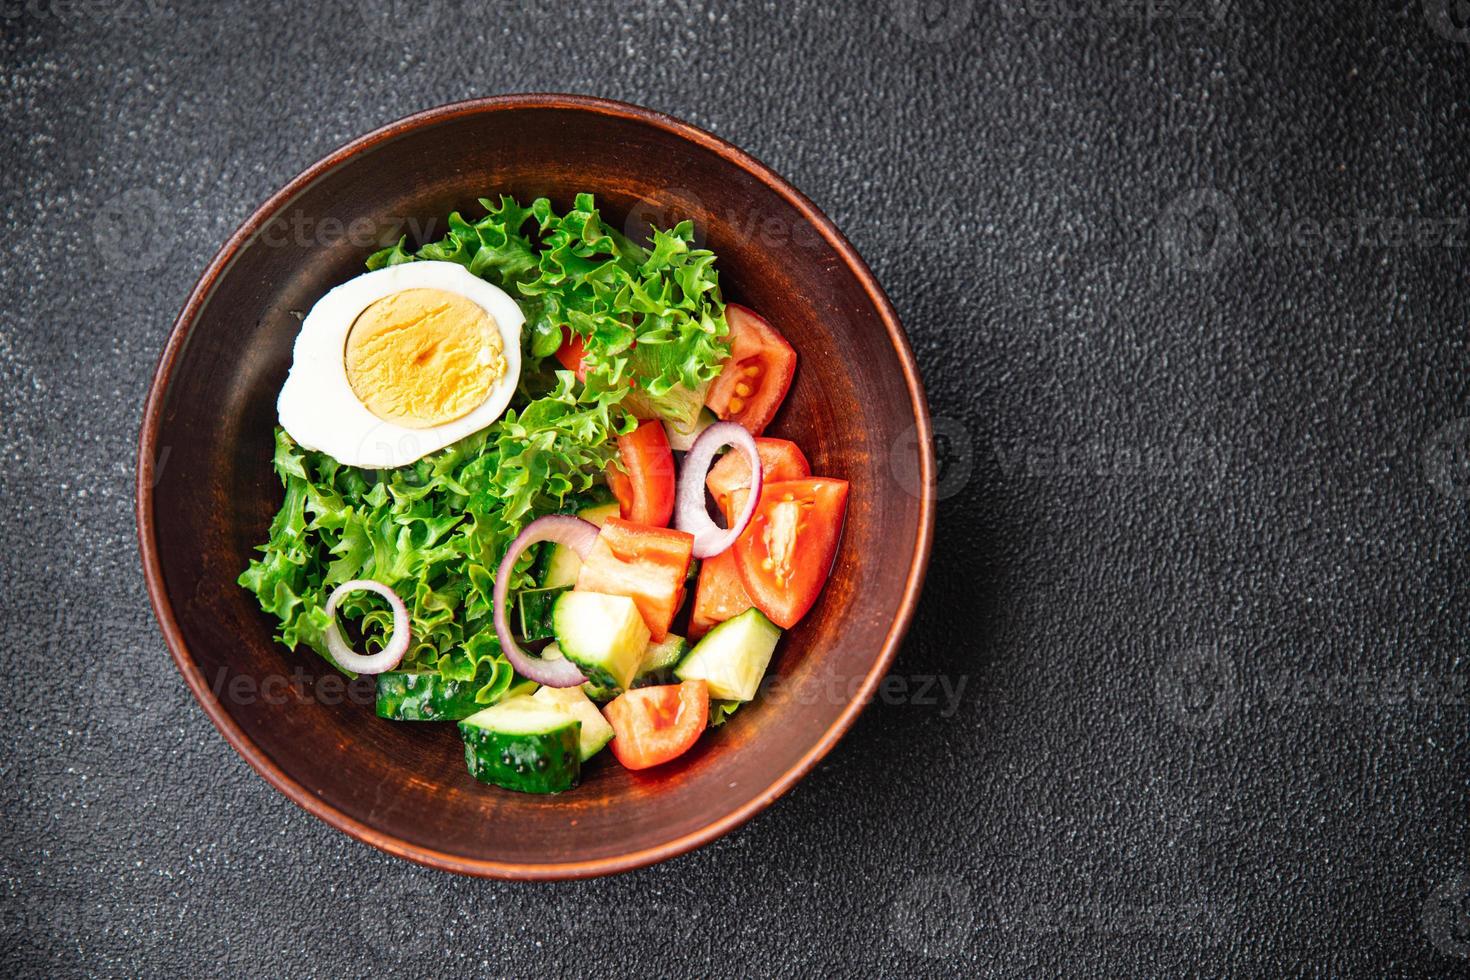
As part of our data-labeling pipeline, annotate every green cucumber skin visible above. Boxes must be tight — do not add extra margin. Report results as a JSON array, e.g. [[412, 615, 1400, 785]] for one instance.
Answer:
[[562, 657, 621, 693], [529, 541, 556, 585], [458, 723, 581, 794], [517, 587, 569, 643], [376, 673, 483, 721]]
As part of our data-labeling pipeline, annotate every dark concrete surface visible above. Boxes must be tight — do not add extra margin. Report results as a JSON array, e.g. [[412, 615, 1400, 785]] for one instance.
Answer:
[[3, 0, 1468, 975]]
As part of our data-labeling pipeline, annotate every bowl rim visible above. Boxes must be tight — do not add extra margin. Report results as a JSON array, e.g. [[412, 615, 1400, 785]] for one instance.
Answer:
[[136, 93, 935, 880]]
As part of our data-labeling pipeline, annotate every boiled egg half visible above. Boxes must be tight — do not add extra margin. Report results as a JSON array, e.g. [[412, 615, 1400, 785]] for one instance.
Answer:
[[277, 262, 523, 468]]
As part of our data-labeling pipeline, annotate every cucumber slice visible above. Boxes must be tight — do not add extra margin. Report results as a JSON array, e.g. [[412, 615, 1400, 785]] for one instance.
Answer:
[[550, 591, 650, 692], [458, 696, 582, 794], [674, 608, 781, 701], [375, 671, 485, 721], [517, 586, 569, 643], [664, 406, 718, 452], [532, 684, 614, 761], [634, 633, 691, 687], [542, 501, 622, 588]]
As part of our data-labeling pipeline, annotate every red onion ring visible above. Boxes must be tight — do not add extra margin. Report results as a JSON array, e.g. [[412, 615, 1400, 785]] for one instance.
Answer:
[[325, 579, 411, 675], [493, 515, 601, 687], [675, 420, 763, 558]]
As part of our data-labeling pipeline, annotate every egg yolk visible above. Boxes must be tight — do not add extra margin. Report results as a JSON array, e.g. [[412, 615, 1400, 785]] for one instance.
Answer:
[[344, 288, 506, 429]]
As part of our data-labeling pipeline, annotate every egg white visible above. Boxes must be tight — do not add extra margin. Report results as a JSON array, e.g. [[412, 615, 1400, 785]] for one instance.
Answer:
[[277, 262, 524, 468]]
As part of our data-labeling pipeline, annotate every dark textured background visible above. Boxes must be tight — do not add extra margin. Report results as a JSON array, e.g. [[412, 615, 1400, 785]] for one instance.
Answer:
[[3, 0, 1468, 975]]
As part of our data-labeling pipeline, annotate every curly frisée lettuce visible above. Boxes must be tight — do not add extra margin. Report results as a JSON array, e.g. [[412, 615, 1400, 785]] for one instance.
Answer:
[[369, 193, 729, 427], [240, 373, 624, 693], [242, 192, 731, 704]]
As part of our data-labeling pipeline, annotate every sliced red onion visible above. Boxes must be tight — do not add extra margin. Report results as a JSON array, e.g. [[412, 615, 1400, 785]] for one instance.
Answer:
[[325, 579, 411, 675], [675, 420, 763, 558], [494, 515, 600, 687]]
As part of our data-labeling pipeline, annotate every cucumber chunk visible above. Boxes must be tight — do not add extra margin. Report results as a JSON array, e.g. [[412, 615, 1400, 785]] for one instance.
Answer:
[[542, 501, 622, 588], [674, 608, 781, 701], [635, 633, 691, 687], [458, 696, 582, 793], [532, 683, 615, 761], [517, 586, 569, 643], [375, 671, 483, 721], [550, 591, 650, 692]]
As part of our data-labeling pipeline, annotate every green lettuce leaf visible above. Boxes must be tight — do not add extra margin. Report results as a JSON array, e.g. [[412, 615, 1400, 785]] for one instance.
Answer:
[[709, 699, 742, 727], [244, 192, 729, 694], [369, 193, 729, 427]]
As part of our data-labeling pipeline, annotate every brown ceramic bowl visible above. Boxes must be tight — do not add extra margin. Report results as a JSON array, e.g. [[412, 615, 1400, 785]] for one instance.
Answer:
[[137, 94, 934, 879]]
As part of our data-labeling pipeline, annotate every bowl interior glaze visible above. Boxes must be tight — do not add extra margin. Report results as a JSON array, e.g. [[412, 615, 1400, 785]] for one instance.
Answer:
[[138, 95, 932, 878]]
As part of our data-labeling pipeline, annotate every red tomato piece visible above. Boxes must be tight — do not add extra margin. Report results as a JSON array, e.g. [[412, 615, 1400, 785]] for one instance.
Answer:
[[604, 680, 709, 770], [605, 419, 676, 528], [732, 478, 850, 629], [553, 328, 588, 382], [689, 548, 755, 640], [575, 517, 694, 641], [705, 437, 811, 522], [705, 304, 797, 436]]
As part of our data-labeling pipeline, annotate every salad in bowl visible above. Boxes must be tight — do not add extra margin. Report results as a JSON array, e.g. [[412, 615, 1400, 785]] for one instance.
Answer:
[[239, 192, 849, 794]]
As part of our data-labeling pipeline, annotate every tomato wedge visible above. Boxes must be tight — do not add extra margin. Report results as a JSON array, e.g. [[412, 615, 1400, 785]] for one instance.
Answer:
[[705, 304, 796, 436], [575, 517, 694, 641], [732, 478, 850, 629], [689, 548, 754, 639], [605, 419, 676, 528], [706, 437, 811, 521], [553, 328, 588, 382], [604, 680, 709, 770]]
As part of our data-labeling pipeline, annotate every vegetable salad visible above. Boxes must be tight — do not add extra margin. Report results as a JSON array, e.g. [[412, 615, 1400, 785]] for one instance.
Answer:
[[240, 193, 849, 792]]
